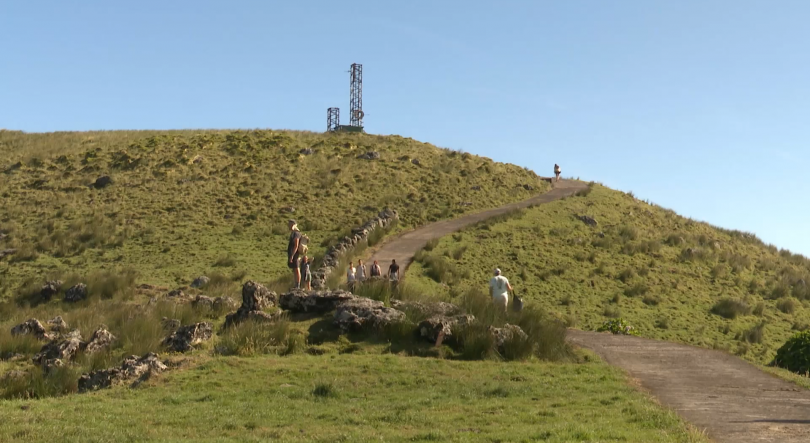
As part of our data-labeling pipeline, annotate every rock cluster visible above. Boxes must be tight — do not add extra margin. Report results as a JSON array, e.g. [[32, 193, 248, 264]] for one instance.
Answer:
[[311, 208, 398, 289], [78, 353, 167, 393], [577, 215, 598, 227], [279, 289, 355, 313], [299, 148, 315, 155], [40, 280, 62, 302], [417, 314, 476, 343], [490, 324, 529, 354], [33, 332, 83, 372], [193, 295, 238, 311], [190, 276, 210, 288], [357, 151, 380, 160], [85, 327, 117, 354], [47, 316, 69, 333], [223, 281, 279, 327], [334, 298, 406, 332], [64, 283, 88, 302], [162, 322, 213, 353], [11, 319, 53, 341]]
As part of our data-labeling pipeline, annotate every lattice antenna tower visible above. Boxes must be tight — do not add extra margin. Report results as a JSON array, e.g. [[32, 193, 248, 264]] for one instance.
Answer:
[[326, 107, 340, 132], [349, 63, 363, 127]]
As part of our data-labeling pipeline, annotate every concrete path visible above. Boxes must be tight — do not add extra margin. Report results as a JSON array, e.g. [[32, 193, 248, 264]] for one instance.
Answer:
[[369, 179, 810, 443]]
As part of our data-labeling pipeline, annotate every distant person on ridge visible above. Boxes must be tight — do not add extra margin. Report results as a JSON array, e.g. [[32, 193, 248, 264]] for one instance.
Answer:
[[300, 255, 312, 291], [489, 268, 513, 312], [370, 260, 382, 278], [388, 259, 401, 288], [287, 219, 302, 289], [554, 164, 561, 182], [356, 259, 367, 283], [347, 261, 357, 291]]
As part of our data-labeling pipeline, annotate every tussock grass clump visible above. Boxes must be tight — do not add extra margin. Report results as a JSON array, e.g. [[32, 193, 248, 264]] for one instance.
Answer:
[[216, 316, 303, 357], [711, 299, 751, 319], [0, 328, 42, 357], [740, 322, 766, 344], [624, 282, 649, 297], [776, 297, 799, 314], [311, 381, 337, 399], [1, 365, 82, 399]]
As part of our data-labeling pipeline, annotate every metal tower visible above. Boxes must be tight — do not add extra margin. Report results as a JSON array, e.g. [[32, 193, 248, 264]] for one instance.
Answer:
[[327, 107, 340, 132], [349, 63, 363, 127]]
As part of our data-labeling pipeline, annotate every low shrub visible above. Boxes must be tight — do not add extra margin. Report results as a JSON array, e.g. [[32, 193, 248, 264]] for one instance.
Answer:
[[772, 330, 810, 374], [711, 298, 751, 319], [753, 302, 765, 316], [776, 297, 799, 314], [423, 238, 439, 252], [624, 282, 649, 297], [740, 322, 766, 344], [597, 318, 638, 335]]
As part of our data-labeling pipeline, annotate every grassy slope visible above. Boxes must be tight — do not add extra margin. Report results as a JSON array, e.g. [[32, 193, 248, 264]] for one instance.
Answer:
[[408, 184, 810, 364], [0, 353, 708, 443], [0, 129, 546, 298]]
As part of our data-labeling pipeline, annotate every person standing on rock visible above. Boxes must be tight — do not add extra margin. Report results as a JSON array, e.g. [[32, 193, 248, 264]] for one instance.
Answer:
[[347, 261, 357, 292], [554, 164, 561, 182], [287, 220, 303, 289], [489, 268, 513, 313], [370, 260, 382, 278], [356, 259, 367, 283], [300, 256, 312, 291]]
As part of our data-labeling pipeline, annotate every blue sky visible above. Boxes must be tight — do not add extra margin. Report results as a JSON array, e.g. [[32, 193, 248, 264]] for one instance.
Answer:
[[3, 1, 809, 254]]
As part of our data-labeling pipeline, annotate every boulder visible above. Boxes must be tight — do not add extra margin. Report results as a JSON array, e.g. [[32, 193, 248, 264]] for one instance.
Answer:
[[193, 295, 215, 309], [279, 290, 355, 313], [334, 298, 406, 332], [391, 300, 461, 318], [411, 158, 421, 166], [190, 276, 210, 288], [213, 296, 238, 312], [84, 327, 116, 354], [64, 283, 88, 302], [10, 319, 53, 341], [241, 281, 276, 310], [33, 335, 83, 369], [167, 289, 186, 298], [417, 314, 475, 343], [577, 215, 598, 227], [523, 184, 534, 191], [357, 151, 380, 160], [161, 317, 181, 331], [47, 316, 69, 333], [40, 280, 62, 302], [92, 176, 113, 189], [490, 324, 529, 354], [78, 353, 168, 393], [299, 148, 315, 155], [162, 322, 213, 353]]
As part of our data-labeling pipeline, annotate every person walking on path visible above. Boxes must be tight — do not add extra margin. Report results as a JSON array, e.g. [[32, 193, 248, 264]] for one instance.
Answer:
[[489, 268, 513, 313], [300, 256, 312, 291], [388, 259, 401, 289], [370, 260, 382, 278], [287, 219, 302, 289], [347, 261, 357, 291], [554, 164, 561, 182], [356, 259, 367, 283]]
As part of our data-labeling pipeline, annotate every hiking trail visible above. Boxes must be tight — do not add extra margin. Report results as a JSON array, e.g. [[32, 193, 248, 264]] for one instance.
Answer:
[[368, 179, 810, 443]]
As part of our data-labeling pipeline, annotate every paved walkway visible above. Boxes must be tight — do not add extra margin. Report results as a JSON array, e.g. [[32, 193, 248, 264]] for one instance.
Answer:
[[369, 179, 810, 443]]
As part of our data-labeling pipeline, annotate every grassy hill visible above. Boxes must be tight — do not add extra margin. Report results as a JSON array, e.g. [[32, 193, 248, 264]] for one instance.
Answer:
[[407, 183, 810, 364], [0, 129, 547, 299]]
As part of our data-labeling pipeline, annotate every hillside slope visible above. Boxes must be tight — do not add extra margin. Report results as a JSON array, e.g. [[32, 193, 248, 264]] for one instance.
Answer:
[[0, 129, 547, 298], [407, 183, 810, 363]]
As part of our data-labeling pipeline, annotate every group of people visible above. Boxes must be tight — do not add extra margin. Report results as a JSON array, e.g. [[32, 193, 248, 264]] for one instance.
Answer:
[[345, 258, 401, 290]]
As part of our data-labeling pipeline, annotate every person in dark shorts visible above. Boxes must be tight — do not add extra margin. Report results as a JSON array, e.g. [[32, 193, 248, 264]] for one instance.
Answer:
[[388, 259, 401, 288], [300, 256, 312, 291], [287, 219, 302, 289]]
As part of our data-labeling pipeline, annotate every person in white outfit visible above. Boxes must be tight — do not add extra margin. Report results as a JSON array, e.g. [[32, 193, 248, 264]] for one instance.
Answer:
[[356, 259, 367, 283], [489, 268, 513, 312], [347, 261, 357, 291]]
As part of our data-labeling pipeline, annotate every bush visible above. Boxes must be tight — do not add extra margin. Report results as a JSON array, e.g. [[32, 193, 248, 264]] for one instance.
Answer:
[[597, 318, 638, 335], [423, 238, 439, 252], [642, 295, 660, 306], [777, 297, 799, 314], [617, 268, 635, 283], [741, 322, 766, 344], [711, 298, 751, 319], [624, 282, 649, 297], [753, 302, 765, 316], [773, 331, 810, 373]]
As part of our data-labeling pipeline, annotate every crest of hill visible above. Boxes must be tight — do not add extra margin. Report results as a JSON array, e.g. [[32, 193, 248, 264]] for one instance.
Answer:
[[407, 183, 810, 364], [0, 129, 547, 297]]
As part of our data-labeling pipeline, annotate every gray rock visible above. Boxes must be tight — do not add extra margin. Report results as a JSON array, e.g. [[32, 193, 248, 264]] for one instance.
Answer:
[[78, 353, 168, 393], [84, 327, 116, 354], [279, 290, 356, 313], [223, 309, 281, 328], [190, 276, 210, 288], [523, 184, 534, 191], [167, 289, 186, 298], [241, 281, 276, 310], [391, 300, 461, 318], [417, 314, 475, 343], [577, 215, 598, 227], [162, 322, 213, 353], [411, 158, 421, 166], [334, 298, 406, 332], [193, 295, 215, 309], [357, 151, 380, 160], [213, 296, 238, 312], [11, 319, 53, 341], [47, 316, 69, 333], [92, 176, 113, 189], [40, 280, 62, 301], [33, 335, 83, 369], [299, 148, 315, 155], [161, 317, 181, 331], [490, 324, 529, 354], [64, 283, 88, 302]]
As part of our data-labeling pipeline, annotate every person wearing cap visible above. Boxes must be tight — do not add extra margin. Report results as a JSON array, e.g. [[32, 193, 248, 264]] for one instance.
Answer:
[[554, 164, 561, 182], [287, 219, 302, 289], [489, 268, 513, 312]]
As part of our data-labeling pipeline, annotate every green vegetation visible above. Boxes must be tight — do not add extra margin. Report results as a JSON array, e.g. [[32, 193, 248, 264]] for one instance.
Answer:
[[407, 184, 810, 363], [773, 330, 810, 374], [0, 129, 547, 297], [0, 354, 708, 442]]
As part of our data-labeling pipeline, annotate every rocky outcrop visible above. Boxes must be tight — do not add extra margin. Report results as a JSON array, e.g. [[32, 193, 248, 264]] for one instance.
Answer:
[[193, 295, 215, 309], [190, 276, 210, 288], [577, 215, 598, 227], [47, 316, 69, 333], [213, 296, 238, 312], [357, 151, 380, 160], [279, 289, 355, 313], [312, 208, 398, 289], [84, 327, 116, 354], [162, 322, 213, 353], [161, 317, 181, 331], [391, 300, 461, 318], [40, 280, 62, 302], [490, 324, 529, 354], [299, 148, 315, 155], [78, 353, 167, 393], [223, 281, 280, 328], [33, 333, 83, 371], [64, 283, 88, 302], [417, 314, 475, 343], [11, 319, 53, 341], [334, 298, 406, 332]]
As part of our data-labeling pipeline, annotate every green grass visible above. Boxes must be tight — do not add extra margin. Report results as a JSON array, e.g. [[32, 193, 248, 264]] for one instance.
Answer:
[[0, 353, 708, 443], [407, 184, 810, 364], [0, 129, 547, 298]]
